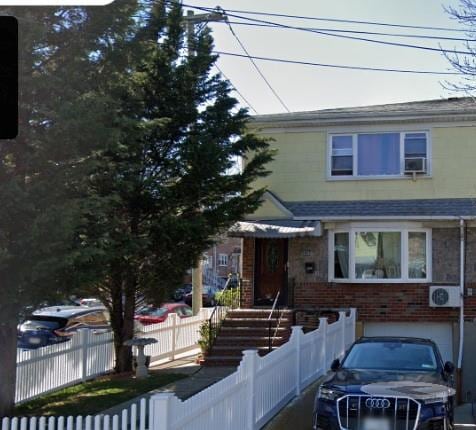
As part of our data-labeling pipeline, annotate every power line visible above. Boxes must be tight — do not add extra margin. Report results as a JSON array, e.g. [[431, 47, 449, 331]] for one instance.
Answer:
[[214, 64, 259, 114], [223, 20, 476, 43], [226, 21, 291, 113], [214, 50, 462, 75], [179, 3, 475, 56], [223, 9, 475, 56], [210, 6, 471, 34]]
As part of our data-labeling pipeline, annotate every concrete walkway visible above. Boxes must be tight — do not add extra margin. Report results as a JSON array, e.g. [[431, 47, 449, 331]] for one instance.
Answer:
[[99, 354, 236, 417], [264, 378, 476, 430]]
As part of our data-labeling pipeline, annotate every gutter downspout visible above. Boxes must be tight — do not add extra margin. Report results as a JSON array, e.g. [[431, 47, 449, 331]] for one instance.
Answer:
[[457, 218, 465, 403]]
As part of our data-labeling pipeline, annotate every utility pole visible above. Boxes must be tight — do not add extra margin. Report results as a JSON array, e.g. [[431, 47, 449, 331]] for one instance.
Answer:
[[184, 7, 227, 315]]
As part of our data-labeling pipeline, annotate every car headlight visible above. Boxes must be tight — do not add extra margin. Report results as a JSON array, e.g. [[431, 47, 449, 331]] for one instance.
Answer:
[[318, 386, 344, 401], [423, 396, 446, 405]]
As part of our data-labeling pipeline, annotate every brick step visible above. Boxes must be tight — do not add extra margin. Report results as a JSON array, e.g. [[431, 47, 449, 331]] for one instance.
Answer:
[[222, 318, 293, 328], [228, 309, 294, 319], [214, 336, 288, 347], [202, 355, 242, 367], [210, 345, 276, 356], [219, 326, 291, 338]]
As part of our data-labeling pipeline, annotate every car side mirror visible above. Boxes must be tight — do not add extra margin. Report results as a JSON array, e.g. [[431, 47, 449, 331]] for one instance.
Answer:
[[331, 359, 340, 372], [444, 361, 455, 374]]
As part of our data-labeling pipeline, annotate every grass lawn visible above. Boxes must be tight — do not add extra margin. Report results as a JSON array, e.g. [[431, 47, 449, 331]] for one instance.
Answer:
[[15, 370, 186, 417]]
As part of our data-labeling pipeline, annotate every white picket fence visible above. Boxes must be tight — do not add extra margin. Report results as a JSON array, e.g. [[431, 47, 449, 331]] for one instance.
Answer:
[[6, 308, 356, 430], [1, 398, 149, 430], [15, 308, 211, 404], [149, 309, 356, 430]]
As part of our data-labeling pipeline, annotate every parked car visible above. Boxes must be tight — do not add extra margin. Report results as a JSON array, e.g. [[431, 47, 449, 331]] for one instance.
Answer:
[[183, 284, 220, 307], [173, 284, 192, 302], [134, 303, 193, 325], [78, 298, 104, 308], [17, 306, 110, 349], [313, 337, 455, 430]]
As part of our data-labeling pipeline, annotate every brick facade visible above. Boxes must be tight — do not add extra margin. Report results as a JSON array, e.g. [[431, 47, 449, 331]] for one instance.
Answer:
[[240, 228, 476, 322], [241, 238, 255, 308]]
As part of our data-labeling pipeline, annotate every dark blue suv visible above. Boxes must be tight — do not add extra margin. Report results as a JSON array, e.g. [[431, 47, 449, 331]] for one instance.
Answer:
[[18, 306, 109, 349], [313, 337, 455, 430]]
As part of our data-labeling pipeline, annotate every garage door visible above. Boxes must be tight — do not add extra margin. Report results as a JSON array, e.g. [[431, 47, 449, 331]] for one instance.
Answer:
[[364, 322, 454, 363]]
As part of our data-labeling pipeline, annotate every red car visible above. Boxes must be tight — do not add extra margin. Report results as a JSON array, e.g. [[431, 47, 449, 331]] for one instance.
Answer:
[[134, 303, 193, 325]]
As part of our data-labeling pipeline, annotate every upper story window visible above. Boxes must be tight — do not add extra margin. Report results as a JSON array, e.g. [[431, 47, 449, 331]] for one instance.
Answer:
[[329, 131, 429, 178], [218, 253, 228, 267], [203, 254, 213, 267]]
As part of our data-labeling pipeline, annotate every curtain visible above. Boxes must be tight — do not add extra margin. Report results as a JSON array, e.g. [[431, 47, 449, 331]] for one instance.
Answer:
[[334, 233, 349, 278], [358, 133, 400, 175], [376, 232, 401, 278]]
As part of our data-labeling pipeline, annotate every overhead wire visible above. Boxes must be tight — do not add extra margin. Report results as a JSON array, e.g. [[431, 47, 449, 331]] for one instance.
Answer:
[[225, 19, 291, 112], [207, 7, 472, 34], [178, 3, 475, 56], [223, 20, 476, 43], [214, 64, 259, 114], [214, 50, 461, 75]]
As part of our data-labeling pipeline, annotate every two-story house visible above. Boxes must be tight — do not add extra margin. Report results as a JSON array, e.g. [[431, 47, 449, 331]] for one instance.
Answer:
[[230, 97, 476, 395]]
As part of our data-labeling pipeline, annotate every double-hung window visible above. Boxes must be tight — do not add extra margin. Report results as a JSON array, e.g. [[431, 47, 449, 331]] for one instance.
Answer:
[[329, 131, 429, 178], [218, 254, 228, 267], [330, 226, 431, 282]]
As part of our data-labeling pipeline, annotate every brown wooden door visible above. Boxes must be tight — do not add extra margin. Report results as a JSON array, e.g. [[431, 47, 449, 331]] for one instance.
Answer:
[[254, 239, 288, 306]]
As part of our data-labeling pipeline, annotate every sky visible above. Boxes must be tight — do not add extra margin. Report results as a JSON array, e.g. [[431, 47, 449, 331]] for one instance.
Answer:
[[183, 0, 471, 114]]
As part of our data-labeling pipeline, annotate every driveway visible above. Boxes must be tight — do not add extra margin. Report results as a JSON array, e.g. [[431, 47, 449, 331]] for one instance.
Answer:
[[263, 380, 476, 430]]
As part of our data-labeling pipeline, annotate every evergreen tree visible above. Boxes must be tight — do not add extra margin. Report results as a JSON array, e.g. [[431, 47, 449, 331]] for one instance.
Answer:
[[0, 2, 139, 415], [73, 1, 273, 372]]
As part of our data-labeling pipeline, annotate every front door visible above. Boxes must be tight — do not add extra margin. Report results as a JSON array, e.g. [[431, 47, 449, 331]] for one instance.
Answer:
[[254, 239, 288, 306]]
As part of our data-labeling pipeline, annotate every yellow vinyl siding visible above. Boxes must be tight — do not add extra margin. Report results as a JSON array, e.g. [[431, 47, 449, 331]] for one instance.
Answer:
[[251, 125, 476, 207], [246, 197, 289, 219]]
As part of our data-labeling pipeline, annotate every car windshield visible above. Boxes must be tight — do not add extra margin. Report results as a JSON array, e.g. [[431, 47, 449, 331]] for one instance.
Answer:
[[150, 308, 168, 317], [343, 341, 438, 371], [136, 306, 155, 316], [20, 319, 63, 331]]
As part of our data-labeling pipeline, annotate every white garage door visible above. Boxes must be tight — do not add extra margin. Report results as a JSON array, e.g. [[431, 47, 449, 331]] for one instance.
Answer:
[[364, 322, 454, 363]]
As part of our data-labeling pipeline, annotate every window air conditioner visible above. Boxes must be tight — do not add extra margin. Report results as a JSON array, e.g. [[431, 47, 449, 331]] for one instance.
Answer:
[[429, 286, 461, 307], [404, 157, 427, 174]]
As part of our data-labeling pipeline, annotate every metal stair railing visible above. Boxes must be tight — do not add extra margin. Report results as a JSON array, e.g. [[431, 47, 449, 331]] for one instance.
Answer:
[[207, 273, 241, 353], [267, 289, 282, 352]]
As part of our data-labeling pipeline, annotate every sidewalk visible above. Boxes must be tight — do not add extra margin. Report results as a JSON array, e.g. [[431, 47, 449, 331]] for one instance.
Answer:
[[99, 354, 236, 417]]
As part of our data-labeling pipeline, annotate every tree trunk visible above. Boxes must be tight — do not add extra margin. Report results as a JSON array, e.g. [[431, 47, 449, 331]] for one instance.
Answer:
[[0, 317, 18, 416], [110, 272, 136, 374]]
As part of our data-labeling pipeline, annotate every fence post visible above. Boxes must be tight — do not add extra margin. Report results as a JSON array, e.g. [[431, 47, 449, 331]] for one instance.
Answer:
[[79, 329, 89, 382], [243, 349, 258, 430], [319, 317, 328, 371], [290, 326, 303, 396], [170, 313, 177, 361], [339, 311, 346, 359], [350, 308, 357, 344], [149, 393, 174, 430]]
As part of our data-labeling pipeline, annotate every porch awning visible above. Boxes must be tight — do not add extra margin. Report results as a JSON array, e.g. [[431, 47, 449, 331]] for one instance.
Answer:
[[229, 219, 322, 238]]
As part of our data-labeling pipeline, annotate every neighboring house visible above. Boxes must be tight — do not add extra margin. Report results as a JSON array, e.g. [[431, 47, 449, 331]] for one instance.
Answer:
[[230, 97, 476, 395], [184, 236, 241, 286], [203, 236, 241, 279]]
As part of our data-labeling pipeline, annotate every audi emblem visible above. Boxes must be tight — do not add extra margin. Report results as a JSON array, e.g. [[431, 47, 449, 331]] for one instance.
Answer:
[[365, 398, 391, 409]]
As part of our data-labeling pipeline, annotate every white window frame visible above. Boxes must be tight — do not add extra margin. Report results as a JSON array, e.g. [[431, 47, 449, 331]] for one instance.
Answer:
[[203, 254, 213, 267], [218, 253, 228, 267], [328, 224, 432, 283], [327, 130, 431, 180]]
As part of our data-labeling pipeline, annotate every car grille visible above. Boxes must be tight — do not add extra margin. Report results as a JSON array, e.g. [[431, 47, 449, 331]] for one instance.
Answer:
[[336, 395, 421, 430], [418, 419, 446, 430]]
